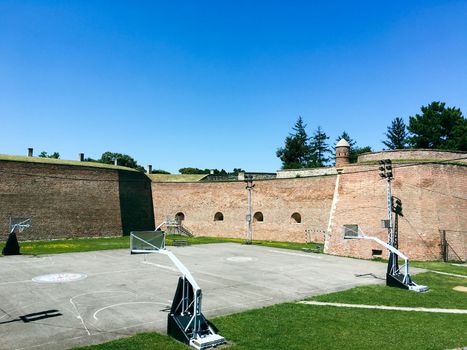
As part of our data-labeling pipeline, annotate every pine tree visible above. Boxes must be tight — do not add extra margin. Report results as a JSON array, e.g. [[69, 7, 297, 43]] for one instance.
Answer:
[[310, 126, 330, 167], [408, 102, 466, 151], [383, 117, 408, 149], [276, 116, 312, 169]]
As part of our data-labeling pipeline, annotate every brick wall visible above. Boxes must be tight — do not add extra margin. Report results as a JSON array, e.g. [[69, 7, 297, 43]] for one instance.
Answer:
[[358, 149, 467, 163], [152, 176, 336, 243], [0, 160, 154, 241], [325, 163, 467, 261]]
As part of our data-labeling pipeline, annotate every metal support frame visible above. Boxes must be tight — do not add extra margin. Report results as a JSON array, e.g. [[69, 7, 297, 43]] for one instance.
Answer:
[[130, 231, 225, 349], [345, 229, 428, 292]]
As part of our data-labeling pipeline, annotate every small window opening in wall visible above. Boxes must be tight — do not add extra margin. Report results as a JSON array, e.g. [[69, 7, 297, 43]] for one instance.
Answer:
[[253, 212, 263, 222], [175, 212, 185, 223], [343, 224, 359, 239], [372, 249, 383, 257], [291, 212, 301, 223], [214, 212, 224, 221]]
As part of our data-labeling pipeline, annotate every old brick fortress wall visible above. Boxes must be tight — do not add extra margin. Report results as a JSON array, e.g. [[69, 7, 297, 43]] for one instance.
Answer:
[[152, 176, 336, 243], [153, 162, 466, 262], [326, 163, 466, 261], [0, 160, 154, 241], [1, 150, 465, 262]]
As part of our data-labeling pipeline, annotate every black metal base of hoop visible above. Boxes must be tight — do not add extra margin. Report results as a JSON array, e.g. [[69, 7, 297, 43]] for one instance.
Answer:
[[2, 232, 20, 255], [167, 277, 225, 349]]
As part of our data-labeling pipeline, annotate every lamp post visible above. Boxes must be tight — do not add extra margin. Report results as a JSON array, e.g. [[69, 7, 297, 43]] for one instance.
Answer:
[[379, 159, 397, 274], [244, 174, 255, 244]]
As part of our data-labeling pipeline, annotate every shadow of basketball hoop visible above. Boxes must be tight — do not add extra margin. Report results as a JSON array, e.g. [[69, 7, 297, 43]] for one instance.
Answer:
[[0, 309, 62, 325]]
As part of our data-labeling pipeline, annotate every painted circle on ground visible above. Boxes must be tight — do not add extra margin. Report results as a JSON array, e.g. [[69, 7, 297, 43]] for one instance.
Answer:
[[32, 273, 87, 284], [226, 256, 257, 262], [453, 286, 467, 293]]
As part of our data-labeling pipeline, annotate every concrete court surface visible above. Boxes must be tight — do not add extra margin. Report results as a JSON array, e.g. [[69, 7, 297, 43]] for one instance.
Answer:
[[0, 243, 392, 350]]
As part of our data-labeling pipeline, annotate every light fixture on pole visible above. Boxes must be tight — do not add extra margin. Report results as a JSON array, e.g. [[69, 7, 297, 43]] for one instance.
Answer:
[[244, 174, 255, 244]]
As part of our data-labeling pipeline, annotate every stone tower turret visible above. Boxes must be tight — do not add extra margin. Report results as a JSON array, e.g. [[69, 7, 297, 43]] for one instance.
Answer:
[[335, 138, 350, 167]]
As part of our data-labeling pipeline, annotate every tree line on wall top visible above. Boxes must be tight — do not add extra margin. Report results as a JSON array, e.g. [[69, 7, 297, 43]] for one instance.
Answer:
[[276, 101, 466, 170]]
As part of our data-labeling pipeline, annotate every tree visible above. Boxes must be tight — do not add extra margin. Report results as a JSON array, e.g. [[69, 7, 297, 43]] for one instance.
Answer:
[[151, 169, 171, 174], [231, 168, 245, 175], [276, 116, 312, 169], [408, 102, 466, 151], [99, 152, 144, 171], [383, 117, 409, 149], [309, 126, 330, 167], [179, 167, 209, 174], [38, 151, 60, 159], [335, 131, 356, 150]]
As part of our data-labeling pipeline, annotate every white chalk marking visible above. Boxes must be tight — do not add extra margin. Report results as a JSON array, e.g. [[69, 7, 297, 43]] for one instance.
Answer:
[[268, 249, 323, 259], [298, 301, 467, 314], [141, 260, 179, 272], [93, 301, 167, 321]]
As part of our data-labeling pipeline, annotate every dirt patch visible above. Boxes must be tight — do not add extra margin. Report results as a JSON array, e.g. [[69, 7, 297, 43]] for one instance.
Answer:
[[452, 286, 467, 292]]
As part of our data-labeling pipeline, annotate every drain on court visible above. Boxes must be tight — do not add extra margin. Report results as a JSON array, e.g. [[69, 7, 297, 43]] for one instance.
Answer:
[[32, 273, 87, 283]]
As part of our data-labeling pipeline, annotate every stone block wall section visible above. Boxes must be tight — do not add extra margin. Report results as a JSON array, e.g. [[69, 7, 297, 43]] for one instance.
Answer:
[[0, 160, 154, 241], [358, 149, 467, 163], [325, 163, 467, 261], [152, 176, 337, 243]]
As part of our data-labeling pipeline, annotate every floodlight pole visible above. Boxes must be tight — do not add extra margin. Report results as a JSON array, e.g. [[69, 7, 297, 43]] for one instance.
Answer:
[[244, 175, 255, 244], [379, 159, 397, 275]]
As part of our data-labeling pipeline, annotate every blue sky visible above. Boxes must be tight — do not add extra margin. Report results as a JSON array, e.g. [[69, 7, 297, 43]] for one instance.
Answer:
[[1, 1, 466, 173]]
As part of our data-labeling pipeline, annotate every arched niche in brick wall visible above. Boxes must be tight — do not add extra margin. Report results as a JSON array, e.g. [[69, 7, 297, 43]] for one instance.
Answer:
[[175, 212, 185, 223], [214, 212, 224, 221], [291, 212, 301, 223], [253, 212, 263, 222]]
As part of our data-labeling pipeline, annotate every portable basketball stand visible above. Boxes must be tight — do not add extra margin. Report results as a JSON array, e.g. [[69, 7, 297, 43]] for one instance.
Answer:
[[344, 228, 428, 292], [130, 230, 226, 350], [2, 218, 31, 256]]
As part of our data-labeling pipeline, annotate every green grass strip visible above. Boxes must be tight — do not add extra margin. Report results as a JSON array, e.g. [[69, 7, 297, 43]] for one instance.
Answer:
[[310, 272, 467, 309], [0, 235, 322, 256]]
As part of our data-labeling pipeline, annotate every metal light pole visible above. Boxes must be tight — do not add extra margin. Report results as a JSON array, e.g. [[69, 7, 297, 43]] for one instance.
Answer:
[[244, 175, 255, 244], [379, 159, 396, 274]]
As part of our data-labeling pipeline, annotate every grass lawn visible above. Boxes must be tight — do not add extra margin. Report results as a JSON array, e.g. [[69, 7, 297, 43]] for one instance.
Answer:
[[310, 272, 467, 309], [0, 235, 322, 256], [411, 260, 466, 276], [74, 272, 467, 350]]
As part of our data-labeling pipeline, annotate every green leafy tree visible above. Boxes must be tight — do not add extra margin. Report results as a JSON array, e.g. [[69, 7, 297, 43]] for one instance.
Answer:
[[408, 102, 466, 151], [309, 126, 330, 167], [231, 168, 245, 175], [100, 152, 144, 171], [276, 116, 312, 169], [151, 169, 171, 174], [383, 117, 409, 149], [179, 167, 210, 174], [38, 151, 60, 159]]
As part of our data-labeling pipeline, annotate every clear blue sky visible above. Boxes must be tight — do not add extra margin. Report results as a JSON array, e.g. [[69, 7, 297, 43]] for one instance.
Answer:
[[1, 1, 466, 173]]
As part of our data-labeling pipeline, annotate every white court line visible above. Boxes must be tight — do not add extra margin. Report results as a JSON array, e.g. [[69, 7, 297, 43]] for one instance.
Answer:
[[0, 279, 33, 286], [93, 301, 167, 321], [69, 290, 136, 336], [267, 249, 323, 259], [430, 270, 467, 279], [141, 260, 179, 272], [298, 301, 467, 314]]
